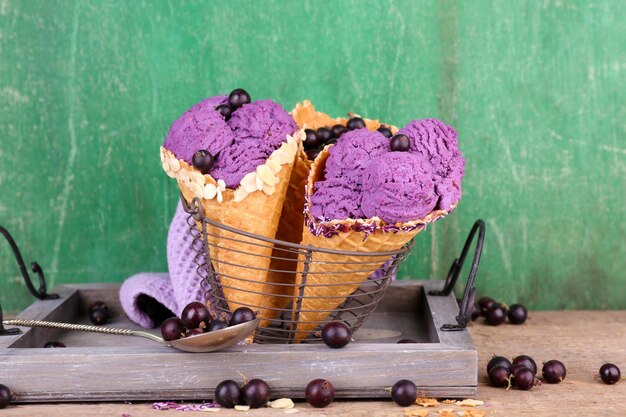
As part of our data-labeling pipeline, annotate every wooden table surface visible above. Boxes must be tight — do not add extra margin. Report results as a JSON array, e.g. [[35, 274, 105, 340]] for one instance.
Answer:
[[3, 311, 626, 416]]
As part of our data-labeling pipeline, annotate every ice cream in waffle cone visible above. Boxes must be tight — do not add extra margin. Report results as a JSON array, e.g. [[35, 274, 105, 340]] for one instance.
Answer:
[[161, 92, 304, 327], [289, 102, 464, 342]]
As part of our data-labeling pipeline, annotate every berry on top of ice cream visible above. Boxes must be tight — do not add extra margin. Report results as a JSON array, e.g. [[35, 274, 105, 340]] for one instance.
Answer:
[[163, 96, 234, 165], [361, 152, 437, 223]]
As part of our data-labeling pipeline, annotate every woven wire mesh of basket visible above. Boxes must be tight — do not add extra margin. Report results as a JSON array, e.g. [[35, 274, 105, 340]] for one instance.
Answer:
[[181, 196, 415, 344]]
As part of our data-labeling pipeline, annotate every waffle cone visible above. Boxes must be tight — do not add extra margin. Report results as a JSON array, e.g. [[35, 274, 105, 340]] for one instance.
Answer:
[[261, 147, 310, 326], [290, 124, 455, 342], [164, 132, 304, 327], [291, 100, 398, 133]]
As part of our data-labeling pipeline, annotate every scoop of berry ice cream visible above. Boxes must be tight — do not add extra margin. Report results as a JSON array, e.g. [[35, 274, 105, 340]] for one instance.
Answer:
[[211, 99, 297, 188], [361, 152, 437, 223], [396, 119, 464, 210], [309, 178, 364, 221], [323, 128, 389, 181], [163, 96, 234, 165]]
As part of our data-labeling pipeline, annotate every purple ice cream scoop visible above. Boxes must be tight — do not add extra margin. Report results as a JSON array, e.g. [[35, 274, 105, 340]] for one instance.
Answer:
[[309, 178, 364, 221], [211, 99, 297, 188], [361, 152, 437, 223], [163, 96, 234, 164], [397, 119, 464, 210], [324, 128, 389, 181]]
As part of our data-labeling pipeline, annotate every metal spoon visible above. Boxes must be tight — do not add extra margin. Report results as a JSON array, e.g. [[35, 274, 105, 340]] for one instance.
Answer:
[[2, 318, 260, 353]]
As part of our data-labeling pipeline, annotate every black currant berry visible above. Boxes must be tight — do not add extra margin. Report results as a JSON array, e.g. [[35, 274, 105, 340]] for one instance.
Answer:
[[316, 127, 333, 144], [215, 104, 232, 121], [512, 355, 538, 375], [209, 320, 229, 332], [477, 297, 496, 315], [512, 368, 536, 390], [304, 129, 323, 150], [192, 150, 215, 174], [487, 355, 512, 374], [391, 379, 417, 407], [507, 304, 528, 325], [488, 366, 511, 388], [43, 341, 66, 348], [305, 379, 335, 408], [306, 148, 321, 161], [389, 134, 410, 152], [321, 322, 351, 348], [346, 117, 366, 130], [243, 378, 271, 408], [160, 317, 187, 341], [181, 302, 211, 329], [485, 304, 507, 326], [89, 306, 109, 325], [230, 307, 256, 326], [228, 88, 251, 110], [376, 126, 393, 138], [542, 360, 566, 383], [214, 379, 242, 408], [330, 124, 348, 139], [0, 384, 11, 410], [599, 363, 621, 385]]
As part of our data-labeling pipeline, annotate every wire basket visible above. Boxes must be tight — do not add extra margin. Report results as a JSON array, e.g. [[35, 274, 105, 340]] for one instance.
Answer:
[[181, 196, 415, 344]]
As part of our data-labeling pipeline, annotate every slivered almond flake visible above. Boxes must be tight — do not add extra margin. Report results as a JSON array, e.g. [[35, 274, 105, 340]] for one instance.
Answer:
[[442, 400, 456, 405], [203, 184, 217, 199], [416, 398, 439, 407], [257, 164, 275, 186], [456, 399, 484, 407], [266, 158, 281, 174], [234, 405, 250, 411], [262, 183, 276, 196], [255, 175, 264, 191], [240, 172, 258, 193], [269, 398, 294, 409], [437, 409, 456, 417], [188, 170, 205, 185], [283, 409, 300, 415], [233, 187, 248, 203], [168, 157, 181, 172], [188, 181, 203, 198]]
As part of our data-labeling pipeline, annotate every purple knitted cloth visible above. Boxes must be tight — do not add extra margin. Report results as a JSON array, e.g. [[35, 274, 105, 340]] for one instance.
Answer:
[[120, 202, 209, 328]]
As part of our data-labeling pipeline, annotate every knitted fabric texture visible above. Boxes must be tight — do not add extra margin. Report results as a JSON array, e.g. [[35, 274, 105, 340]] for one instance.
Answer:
[[119, 202, 209, 328]]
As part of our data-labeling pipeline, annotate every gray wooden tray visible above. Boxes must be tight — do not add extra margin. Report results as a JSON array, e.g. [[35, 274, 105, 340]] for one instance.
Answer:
[[0, 280, 477, 402]]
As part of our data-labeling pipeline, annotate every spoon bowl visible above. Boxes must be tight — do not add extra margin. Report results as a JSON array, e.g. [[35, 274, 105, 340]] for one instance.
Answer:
[[2, 318, 260, 353]]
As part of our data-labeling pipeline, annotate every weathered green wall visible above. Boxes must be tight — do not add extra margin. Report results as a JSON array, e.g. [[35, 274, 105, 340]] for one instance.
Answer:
[[1, 0, 625, 313]]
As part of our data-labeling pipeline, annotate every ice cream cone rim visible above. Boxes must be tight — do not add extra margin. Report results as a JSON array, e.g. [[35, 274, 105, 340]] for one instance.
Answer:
[[161, 128, 305, 203]]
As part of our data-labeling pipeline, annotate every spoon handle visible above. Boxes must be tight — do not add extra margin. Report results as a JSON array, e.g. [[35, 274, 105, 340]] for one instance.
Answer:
[[2, 319, 165, 344]]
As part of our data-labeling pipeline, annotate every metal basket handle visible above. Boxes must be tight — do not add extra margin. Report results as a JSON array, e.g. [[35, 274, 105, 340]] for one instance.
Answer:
[[429, 219, 485, 331], [0, 226, 59, 336]]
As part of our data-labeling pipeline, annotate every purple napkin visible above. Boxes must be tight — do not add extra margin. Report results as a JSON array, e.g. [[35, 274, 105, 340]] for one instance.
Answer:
[[120, 202, 209, 328]]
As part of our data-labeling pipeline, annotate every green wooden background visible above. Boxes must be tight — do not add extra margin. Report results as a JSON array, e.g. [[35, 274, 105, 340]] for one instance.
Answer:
[[1, 0, 625, 314]]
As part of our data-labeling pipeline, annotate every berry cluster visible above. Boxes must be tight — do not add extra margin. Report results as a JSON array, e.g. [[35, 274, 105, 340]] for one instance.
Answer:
[[473, 296, 528, 326], [487, 354, 566, 390], [303, 116, 397, 161], [213, 377, 335, 409], [192, 88, 252, 175], [160, 303, 256, 342]]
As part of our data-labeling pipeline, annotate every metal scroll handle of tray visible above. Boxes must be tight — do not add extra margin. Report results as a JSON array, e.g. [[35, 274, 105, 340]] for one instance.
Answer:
[[180, 196, 485, 344]]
